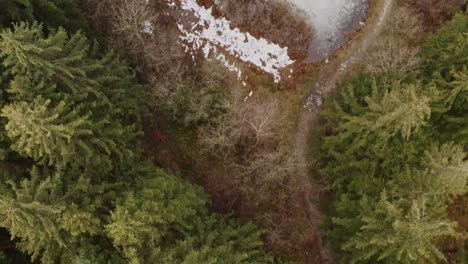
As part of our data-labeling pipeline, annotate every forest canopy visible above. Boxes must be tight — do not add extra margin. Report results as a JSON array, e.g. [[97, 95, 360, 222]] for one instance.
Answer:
[[0, 0, 466, 264], [0, 1, 277, 263], [316, 12, 468, 264]]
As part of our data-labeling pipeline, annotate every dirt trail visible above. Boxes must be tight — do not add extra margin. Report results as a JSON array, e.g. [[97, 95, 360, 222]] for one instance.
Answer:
[[294, 0, 393, 262]]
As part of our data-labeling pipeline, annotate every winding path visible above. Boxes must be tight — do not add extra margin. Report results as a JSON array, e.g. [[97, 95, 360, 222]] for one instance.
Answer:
[[293, 0, 393, 262]]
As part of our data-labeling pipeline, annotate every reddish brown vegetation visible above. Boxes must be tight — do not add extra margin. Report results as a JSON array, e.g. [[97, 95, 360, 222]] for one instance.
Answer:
[[445, 194, 468, 262], [406, 0, 466, 29], [151, 128, 164, 143]]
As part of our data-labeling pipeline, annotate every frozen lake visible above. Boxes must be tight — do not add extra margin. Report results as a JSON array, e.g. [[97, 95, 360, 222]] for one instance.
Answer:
[[287, 0, 369, 62]]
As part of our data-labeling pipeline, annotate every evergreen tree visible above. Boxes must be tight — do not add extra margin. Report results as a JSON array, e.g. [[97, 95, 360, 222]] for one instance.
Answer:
[[1, 97, 93, 166], [105, 167, 207, 263], [106, 163, 274, 264], [0, 0, 33, 28], [154, 217, 273, 264], [0, 6, 283, 264], [0, 0, 88, 32], [333, 82, 431, 152], [367, 84, 431, 140], [431, 68, 468, 146], [0, 22, 146, 120], [0, 22, 101, 101], [0, 22, 147, 173], [0, 167, 103, 263], [419, 13, 468, 82], [342, 193, 456, 264], [319, 72, 431, 192], [422, 143, 468, 196], [318, 14, 468, 262], [0, 88, 9, 160], [418, 13, 468, 147]]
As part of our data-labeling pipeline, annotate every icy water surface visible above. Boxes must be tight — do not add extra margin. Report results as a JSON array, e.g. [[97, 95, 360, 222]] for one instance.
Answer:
[[288, 0, 369, 62]]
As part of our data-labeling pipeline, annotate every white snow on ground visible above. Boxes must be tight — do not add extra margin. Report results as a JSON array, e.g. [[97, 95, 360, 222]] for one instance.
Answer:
[[142, 20, 154, 34], [175, 0, 294, 83], [214, 46, 243, 79], [167, 0, 176, 8]]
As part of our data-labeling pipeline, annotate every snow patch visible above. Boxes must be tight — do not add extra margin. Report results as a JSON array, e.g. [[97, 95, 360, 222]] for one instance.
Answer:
[[304, 83, 324, 111], [142, 20, 154, 34], [175, 0, 294, 83]]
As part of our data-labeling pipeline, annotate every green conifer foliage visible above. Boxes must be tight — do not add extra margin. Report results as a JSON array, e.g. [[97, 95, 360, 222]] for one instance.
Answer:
[[423, 143, 468, 196], [333, 83, 430, 151], [106, 173, 207, 261], [106, 163, 274, 264], [0, 22, 146, 172], [419, 13, 468, 82], [342, 193, 456, 264], [319, 73, 431, 192], [0, 7, 279, 264], [319, 14, 468, 263], [367, 85, 431, 140], [1, 97, 93, 166], [0, 22, 146, 117], [0, 167, 102, 263], [0, 22, 101, 101], [419, 13, 468, 146], [0, 0, 88, 32], [0, 178, 64, 262], [0, 90, 9, 160], [432, 68, 468, 145], [0, 0, 33, 28], [154, 217, 274, 264]]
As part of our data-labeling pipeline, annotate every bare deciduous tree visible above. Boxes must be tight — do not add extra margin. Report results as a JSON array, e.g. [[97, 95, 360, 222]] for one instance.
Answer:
[[83, 0, 193, 100], [234, 147, 303, 201], [363, 6, 423, 73], [364, 40, 419, 74], [199, 90, 283, 156], [197, 85, 315, 253]]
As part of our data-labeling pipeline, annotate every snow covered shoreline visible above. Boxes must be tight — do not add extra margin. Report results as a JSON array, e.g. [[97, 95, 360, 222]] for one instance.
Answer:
[[164, 0, 369, 81], [173, 0, 295, 83]]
